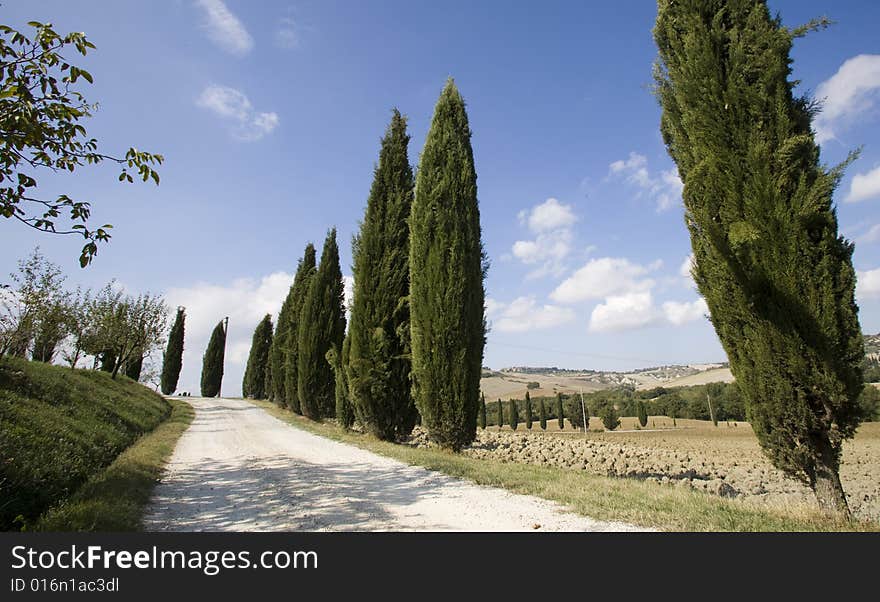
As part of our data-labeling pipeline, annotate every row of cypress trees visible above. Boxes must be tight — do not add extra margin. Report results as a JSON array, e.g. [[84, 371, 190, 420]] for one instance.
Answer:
[[242, 79, 486, 451]]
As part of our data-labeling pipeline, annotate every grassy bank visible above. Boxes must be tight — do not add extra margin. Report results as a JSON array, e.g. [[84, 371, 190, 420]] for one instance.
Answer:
[[252, 400, 876, 532], [36, 397, 193, 531], [0, 356, 173, 530]]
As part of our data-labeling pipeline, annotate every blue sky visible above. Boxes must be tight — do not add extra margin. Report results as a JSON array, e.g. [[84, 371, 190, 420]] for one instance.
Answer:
[[2, 1, 879, 396]]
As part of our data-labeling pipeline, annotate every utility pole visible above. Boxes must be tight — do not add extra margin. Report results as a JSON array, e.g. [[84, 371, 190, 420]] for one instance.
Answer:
[[706, 388, 716, 426], [580, 388, 588, 436]]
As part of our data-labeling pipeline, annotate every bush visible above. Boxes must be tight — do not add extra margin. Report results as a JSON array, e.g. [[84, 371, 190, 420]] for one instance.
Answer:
[[526, 381, 539, 390], [0, 357, 170, 530]]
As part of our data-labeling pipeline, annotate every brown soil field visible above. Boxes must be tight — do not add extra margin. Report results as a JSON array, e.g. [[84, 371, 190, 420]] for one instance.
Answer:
[[410, 418, 880, 523]]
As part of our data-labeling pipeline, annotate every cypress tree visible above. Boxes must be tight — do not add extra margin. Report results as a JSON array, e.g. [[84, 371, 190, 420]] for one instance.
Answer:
[[478, 393, 487, 429], [269, 244, 316, 410], [327, 335, 354, 430], [508, 399, 518, 431], [410, 78, 486, 451], [525, 391, 533, 430], [298, 229, 346, 420], [637, 400, 649, 428], [283, 245, 318, 413], [496, 398, 503, 429], [557, 392, 564, 430], [242, 314, 273, 399], [655, 0, 864, 516], [348, 110, 418, 441], [200, 318, 227, 397], [539, 397, 547, 430], [161, 307, 185, 395]]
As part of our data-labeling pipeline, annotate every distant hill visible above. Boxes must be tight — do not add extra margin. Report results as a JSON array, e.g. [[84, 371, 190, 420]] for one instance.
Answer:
[[866, 333, 880, 357]]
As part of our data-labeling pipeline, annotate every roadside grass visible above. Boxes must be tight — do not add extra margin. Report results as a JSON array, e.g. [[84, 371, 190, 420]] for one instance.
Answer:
[[35, 398, 194, 532], [253, 400, 877, 532]]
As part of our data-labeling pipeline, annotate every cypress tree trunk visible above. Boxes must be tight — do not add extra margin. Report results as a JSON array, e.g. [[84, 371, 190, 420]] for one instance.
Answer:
[[298, 229, 347, 421], [410, 79, 487, 451], [200, 319, 227, 397], [243, 314, 273, 399], [654, 0, 864, 517], [160, 307, 185, 395], [348, 110, 418, 441]]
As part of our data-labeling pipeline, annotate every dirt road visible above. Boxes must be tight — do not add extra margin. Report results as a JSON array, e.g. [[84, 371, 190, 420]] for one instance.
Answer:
[[144, 397, 645, 532]]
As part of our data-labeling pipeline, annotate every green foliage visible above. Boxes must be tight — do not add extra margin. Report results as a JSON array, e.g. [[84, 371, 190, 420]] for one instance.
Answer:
[[268, 244, 316, 410], [859, 385, 880, 422], [637, 400, 648, 427], [0, 356, 170, 530], [242, 314, 273, 399], [526, 381, 539, 390], [557, 392, 564, 430], [525, 390, 533, 429], [200, 319, 227, 397], [348, 110, 417, 441], [122, 355, 142, 381], [597, 400, 621, 431], [539, 397, 547, 430], [0, 22, 162, 266], [160, 307, 185, 395], [508, 398, 518, 431], [327, 337, 354, 430], [655, 1, 864, 512], [496, 398, 503, 428], [298, 229, 346, 420], [566, 395, 588, 430], [478, 393, 487, 429], [410, 79, 487, 451]]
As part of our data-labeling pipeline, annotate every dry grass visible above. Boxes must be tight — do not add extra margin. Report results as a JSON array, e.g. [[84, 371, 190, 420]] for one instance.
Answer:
[[252, 400, 877, 532]]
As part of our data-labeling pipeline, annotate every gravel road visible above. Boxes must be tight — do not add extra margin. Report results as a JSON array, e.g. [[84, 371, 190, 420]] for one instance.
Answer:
[[143, 397, 646, 532]]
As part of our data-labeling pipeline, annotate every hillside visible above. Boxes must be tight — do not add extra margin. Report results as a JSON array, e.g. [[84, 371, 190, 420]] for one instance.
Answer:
[[0, 357, 171, 530]]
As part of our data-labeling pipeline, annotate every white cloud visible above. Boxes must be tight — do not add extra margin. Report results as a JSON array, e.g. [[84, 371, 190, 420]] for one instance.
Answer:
[[194, 0, 253, 56], [846, 165, 880, 203], [814, 54, 880, 143], [196, 85, 279, 141], [589, 292, 661, 333], [662, 297, 708, 326], [488, 296, 576, 333], [164, 272, 295, 397], [550, 257, 656, 303], [858, 268, 880, 301], [856, 223, 880, 244], [275, 16, 299, 49], [511, 198, 578, 278], [608, 152, 683, 212]]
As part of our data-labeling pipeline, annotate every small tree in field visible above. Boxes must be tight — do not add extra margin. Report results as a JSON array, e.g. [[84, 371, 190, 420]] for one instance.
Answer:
[[557, 392, 564, 430], [600, 403, 620, 431], [525, 391, 533, 430], [508, 399, 518, 431], [478, 393, 487, 429], [637, 400, 648, 428], [539, 397, 547, 430], [496, 398, 503, 429]]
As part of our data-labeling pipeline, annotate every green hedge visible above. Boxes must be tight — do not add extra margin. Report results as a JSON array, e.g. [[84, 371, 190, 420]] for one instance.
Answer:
[[0, 357, 170, 530]]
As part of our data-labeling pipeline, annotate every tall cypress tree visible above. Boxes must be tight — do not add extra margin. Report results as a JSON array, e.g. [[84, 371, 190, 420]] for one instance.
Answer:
[[327, 335, 354, 429], [496, 398, 503, 429], [525, 391, 533, 430], [637, 400, 649, 428], [242, 314, 273, 399], [298, 229, 346, 420], [283, 244, 317, 413], [557, 392, 564, 430], [508, 399, 518, 431], [200, 318, 227, 397], [410, 78, 486, 451], [539, 397, 547, 430], [348, 110, 418, 441], [478, 393, 487, 429], [268, 244, 316, 410], [655, 0, 864, 516], [160, 307, 185, 395]]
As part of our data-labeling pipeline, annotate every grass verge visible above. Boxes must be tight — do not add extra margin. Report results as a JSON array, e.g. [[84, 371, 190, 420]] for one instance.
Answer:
[[35, 398, 194, 532], [252, 399, 877, 532]]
